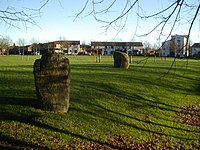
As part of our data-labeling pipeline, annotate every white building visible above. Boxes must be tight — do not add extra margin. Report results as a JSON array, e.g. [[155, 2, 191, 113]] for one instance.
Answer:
[[191, 43, 200, 57], [91, 42, 143, 55], [53, 40, 80, 54], [161, 40, 171, 57], [161, 34, 189, 57]]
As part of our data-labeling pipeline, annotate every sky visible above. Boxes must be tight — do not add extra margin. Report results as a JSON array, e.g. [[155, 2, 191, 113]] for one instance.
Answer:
[[0, 0, 199, 46]]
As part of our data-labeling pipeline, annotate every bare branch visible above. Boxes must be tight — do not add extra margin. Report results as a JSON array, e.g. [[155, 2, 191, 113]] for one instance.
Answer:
[[94, 0, 117, 15], [93, 0, 138, 24], [140, 0, 183, 37], [139, 1, 177, 19], [159, 0, 184, 41], [184, 3, 200, 57], [186, 4, 200, 44], [0, 0, 50, 29], [39, 0, 50, 11], [74, 0, 199, 45], [73, 0, 89, 21], [94, 0, 139, 34]]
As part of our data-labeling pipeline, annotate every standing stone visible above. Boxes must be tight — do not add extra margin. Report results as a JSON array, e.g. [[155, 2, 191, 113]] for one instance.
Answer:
[[33, 52, 70, 113], [113, 51, 129, 69]]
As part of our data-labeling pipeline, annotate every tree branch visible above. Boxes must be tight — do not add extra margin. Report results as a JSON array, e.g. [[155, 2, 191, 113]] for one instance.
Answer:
[[73, 0, 89, 21], [0, 0, 50, 29], [140, 0, 183, 37]]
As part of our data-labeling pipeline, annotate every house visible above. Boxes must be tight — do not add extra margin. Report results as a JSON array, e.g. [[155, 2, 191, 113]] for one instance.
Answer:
[[191, 43, 200, 58], [80, 44, 91, 55], [0, 48, 6, 55], [21, 45, 32, 55], [161, 34, 190, 57], [52, 40, 80, 54], [91, 41, 143, 55], [36, 40, 80, 55], [8, 44, 18, 55], [161, 40, 172, 57], [11, 40, 81, 55]]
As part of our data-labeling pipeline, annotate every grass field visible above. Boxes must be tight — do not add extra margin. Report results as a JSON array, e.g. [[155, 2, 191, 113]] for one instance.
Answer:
[[0, 55, 199, 149]]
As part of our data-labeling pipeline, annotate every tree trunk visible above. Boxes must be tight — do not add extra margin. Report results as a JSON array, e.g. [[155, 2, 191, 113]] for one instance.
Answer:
[[129, 56, 133, 63], [6, 46, 9, 55]]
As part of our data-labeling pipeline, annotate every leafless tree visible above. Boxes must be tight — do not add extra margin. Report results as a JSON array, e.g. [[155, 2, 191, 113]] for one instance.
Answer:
[[0, 0, 50, 29], [58, 36, 66, 41], [75, 0, 199, 44], [143, 41, 152, 51], [30, 38, 40, 55], [0, 36, 13, 55], [17, 38, 26, 56]]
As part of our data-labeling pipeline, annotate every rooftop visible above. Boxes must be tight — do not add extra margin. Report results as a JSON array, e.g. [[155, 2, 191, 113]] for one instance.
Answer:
[[91, 41, 143, 47]]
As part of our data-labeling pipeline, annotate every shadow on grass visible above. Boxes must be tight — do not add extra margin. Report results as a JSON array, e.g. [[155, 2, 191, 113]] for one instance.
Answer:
[[87, 102, 198, 133], [0, 94, 198, 148], [71, 107, 199, 140], [0, 110, 127, 149], [0, 97, 38, 108], [80, 80, 181, 111], [0, 65, 33, 75], [71, 63, 113, 69], [0, 97, 48, 149], [0, 108, 198, 150], [70, 79, 199, 140], [1, 62, 199, 148], [0, 131, 50, 150], [0, 99, 198, 149], [196, 82, 200, 96]]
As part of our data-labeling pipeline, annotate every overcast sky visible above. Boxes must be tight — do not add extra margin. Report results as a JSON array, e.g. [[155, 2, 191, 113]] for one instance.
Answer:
[[0, 0, 199, 45]]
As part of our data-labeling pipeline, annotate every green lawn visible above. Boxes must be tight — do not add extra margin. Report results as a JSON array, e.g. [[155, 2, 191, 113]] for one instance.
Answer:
[[0, 55, 199, 149]]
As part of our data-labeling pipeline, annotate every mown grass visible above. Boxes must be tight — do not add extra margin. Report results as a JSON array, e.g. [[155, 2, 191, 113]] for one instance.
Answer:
[[0, 55, 199, 149]]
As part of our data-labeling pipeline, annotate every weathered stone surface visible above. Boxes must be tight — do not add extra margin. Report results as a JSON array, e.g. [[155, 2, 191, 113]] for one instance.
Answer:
[[113, 51, 129, 69], [33, 52, 70, 113]]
